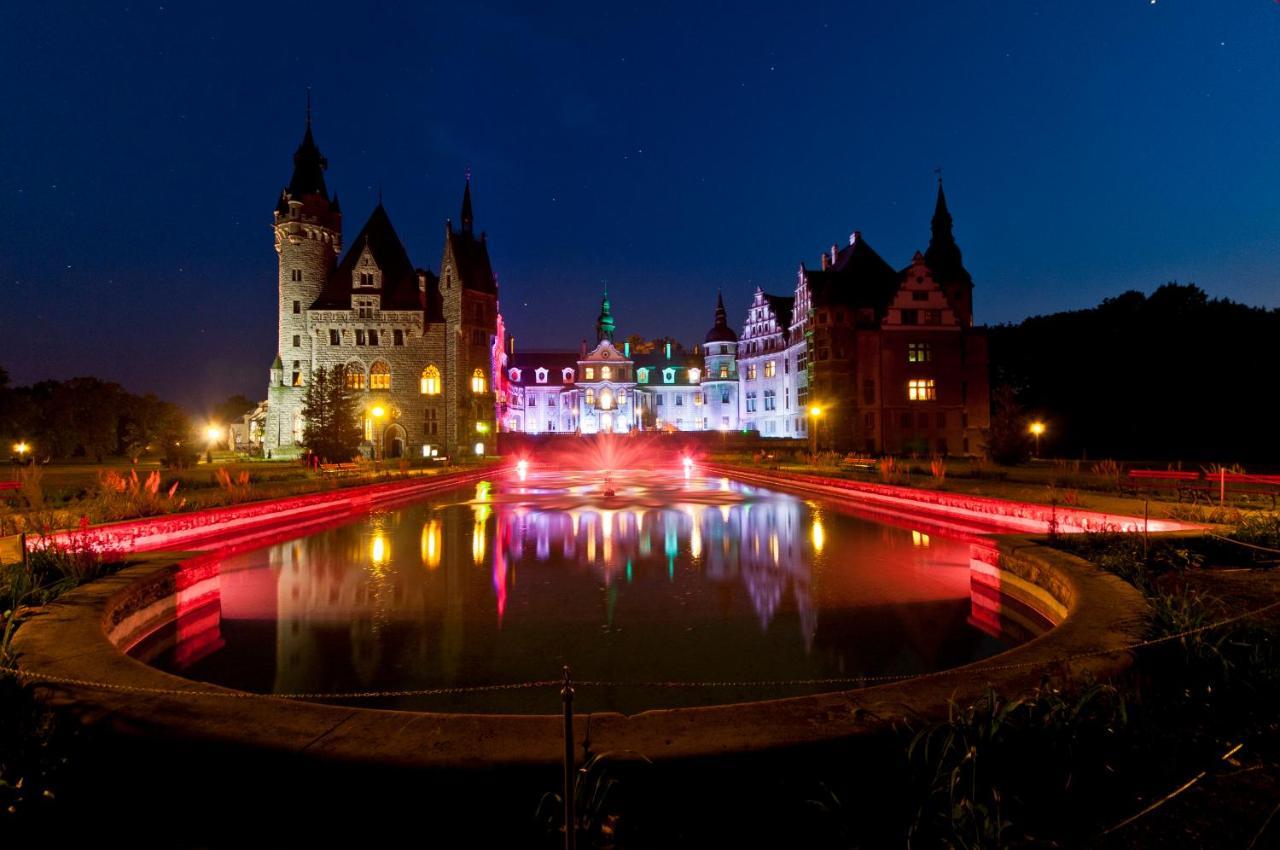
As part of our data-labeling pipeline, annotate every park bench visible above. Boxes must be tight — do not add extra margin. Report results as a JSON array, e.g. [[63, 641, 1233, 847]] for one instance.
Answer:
[[1217, 472, 1280, 509], [839, 456, 879, 473], [319, 462, 362, 477], [1125, 469, 1203, 501]]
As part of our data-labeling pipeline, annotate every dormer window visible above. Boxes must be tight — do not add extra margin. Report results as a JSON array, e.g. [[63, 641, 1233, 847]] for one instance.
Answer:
[[562, 368, 575, 383], [535, 368, 548, 384], [688, 368, 701, 383], [509, 368, 522, 383], [663, 367, 676, 384], [637, 368, 649, 384], [359, 272, 375, 287]]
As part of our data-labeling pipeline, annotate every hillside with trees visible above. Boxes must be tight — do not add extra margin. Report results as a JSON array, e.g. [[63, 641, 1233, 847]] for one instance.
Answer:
[[988, 283, 1279, 464]]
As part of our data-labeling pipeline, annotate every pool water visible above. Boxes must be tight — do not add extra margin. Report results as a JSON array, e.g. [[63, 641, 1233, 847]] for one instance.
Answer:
[[132, 471, 1036, 714]]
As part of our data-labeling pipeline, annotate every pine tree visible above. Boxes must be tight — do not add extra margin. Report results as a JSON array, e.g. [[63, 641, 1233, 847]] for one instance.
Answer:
[[325, 367, 364, 461], [301, 367, 333, 460]]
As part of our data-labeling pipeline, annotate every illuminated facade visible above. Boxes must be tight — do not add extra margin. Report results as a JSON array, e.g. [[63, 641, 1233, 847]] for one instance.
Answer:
[[742, 181, 990, 454], [501, 293, 738, 434], [264, 113, 500, 459]]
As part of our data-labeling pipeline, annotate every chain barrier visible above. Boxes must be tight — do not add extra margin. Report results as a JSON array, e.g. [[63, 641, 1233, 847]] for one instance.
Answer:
[[3, 597, 1280, 702], [1207, 532, 1280, 557]]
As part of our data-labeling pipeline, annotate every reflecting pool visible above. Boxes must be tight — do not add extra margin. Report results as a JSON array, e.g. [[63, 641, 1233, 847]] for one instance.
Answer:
[[133, 471, 1041, 714]]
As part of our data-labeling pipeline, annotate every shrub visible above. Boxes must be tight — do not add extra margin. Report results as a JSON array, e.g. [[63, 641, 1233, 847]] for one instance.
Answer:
[[929, 455, 946, 482], [1230, 512, 1280, 551], [95, 469, 182, 519], [214, 467, 253, 503]]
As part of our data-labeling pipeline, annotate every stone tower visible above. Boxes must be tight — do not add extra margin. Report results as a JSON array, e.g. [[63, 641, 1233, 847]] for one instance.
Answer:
[[265, 102, 342, 456]]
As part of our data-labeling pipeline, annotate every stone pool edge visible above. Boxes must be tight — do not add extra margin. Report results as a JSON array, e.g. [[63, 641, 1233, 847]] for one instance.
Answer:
[[12, 530, 1151, 771]]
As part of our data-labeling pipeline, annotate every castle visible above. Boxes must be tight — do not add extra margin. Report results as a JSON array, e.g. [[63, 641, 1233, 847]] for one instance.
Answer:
[[499, 182, 990, 455], [263, 112, 500, 460]]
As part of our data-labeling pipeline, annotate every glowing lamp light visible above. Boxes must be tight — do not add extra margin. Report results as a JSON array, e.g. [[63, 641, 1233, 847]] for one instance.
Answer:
[[14, 441, 29, 457], [1029, 421, 1046, 437], [371, 406, 386, 419], [809, 405, 822, 418], [204, 425, 223, 443], [515, 459, 529, 481], [474, 441, 485, 457], [681, 456, 694, 479]]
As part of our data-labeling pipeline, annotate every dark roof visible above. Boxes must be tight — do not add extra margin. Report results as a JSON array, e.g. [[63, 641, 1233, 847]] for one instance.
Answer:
[[287, 123, 329, 200], [804, 233, 899, 314], [704, 291, 738, 343], [763, 294, 795, 331], [923, 181, 972, 289], [508, 351, 581, 385], [446, 227, 497, 294], [312, 204, 424, 311]]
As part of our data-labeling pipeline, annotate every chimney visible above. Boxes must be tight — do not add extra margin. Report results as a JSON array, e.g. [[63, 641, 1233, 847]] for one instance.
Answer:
[[820, 252, 830, 271], [850, 230, 860, 246], [623, 341, 630, 357], [665, 341, 672, 360], [831, 245, 838, 266], [580, 338, 588, 358]]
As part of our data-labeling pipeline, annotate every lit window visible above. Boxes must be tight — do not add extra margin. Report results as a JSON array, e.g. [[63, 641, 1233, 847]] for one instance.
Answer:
[[908, 379, 936, 401], [369, 360, 391, 390], [344, 363, 366, 390], [471, 369, 487, 394], [693, 392, 703, 406], [585, 388, 595, 405], [718, 364, 728, 378], [420, 365, 441, 395], [746, 364, 757, 380], [637, 368, 649, 383], [688, 368, 700, 383], [764, 361, 776, 378], [601, 366, 611, 380], [600, 389, 613, 410], [584, 367, 595, 380], [908, 342, 932, 363]]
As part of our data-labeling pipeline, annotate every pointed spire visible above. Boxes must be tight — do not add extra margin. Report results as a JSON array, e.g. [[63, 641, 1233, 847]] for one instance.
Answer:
[[596, 286, 615, 343], [286, 91, 329, 200], [924, 175, 971, 291], [460, 172, 474, 234], [705, 289, 738, 344]]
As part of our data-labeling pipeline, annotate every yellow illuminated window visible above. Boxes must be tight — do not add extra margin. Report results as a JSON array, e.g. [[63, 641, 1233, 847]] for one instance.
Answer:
[[585, 388, 595, 405], [601, 366, 612, 380], [420, 365, 441, 395], [600, 389, 613, 410], [344, 363, 366, 390], [908, 379, 936, 401], [471, 368, 487, 394], [369, 360, 391, 390], [908, 342, 932, 363], [584, 367, 595, 380], [764, 361, 776, 378], [718, 364, 728, 378], [688, 368, 701, 383]]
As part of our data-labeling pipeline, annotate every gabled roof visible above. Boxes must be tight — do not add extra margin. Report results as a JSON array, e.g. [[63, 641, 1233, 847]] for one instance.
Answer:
[[446, 227, 497, 295], [312, 203, 424, 312], [763, 294, 795, 331], [804, 233, 899, 313]]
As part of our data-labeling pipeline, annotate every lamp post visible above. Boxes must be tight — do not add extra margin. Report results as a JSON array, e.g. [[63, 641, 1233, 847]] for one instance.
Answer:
[[14, 441, 30, 465], [204, 424, 222, 465], [1029, 421, 1046, 458], [371, 406, 386, 461], [808, 405, 822, 458]]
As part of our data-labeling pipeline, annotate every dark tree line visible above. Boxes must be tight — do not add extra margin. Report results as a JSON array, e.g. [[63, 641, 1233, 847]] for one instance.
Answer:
[[0, 367, 197, 465], [988, 283, 1279, 464]]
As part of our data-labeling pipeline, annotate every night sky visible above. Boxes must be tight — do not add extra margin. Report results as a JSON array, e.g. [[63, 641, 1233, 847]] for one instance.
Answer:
[[2, 2, 1277, 414]]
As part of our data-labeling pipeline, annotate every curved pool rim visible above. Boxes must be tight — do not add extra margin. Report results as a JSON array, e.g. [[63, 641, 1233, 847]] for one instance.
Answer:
[[11, 471, 1152, 769]]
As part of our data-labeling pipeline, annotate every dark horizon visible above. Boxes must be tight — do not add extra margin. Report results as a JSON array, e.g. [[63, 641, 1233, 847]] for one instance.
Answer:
[[3, 2, 1278, 414]]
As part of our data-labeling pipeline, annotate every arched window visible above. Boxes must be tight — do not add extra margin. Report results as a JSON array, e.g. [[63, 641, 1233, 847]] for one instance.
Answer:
[[585, 388, 595, 405], [600, 389, 613, 410], [420, 365, 441, 395], [601, 366, 612, 381], [370, 360, 391, 390], [344, 362, 366, 390], [471, 368, 487, 394]]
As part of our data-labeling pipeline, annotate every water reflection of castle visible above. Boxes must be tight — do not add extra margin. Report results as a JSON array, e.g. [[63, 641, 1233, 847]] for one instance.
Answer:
[[267, 484, 821, 690]]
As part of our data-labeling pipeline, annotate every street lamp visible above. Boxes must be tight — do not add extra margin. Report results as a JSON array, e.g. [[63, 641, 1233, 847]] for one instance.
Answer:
[[1029, 421, 1046, 458], [204, 424, 223, 465], [14, 441, 30, 464], [808, 405, 822, 458], [370, 406, 386, 461]]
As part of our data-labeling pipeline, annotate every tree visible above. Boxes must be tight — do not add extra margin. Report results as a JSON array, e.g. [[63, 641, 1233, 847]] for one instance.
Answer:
[[302, 368, 362, 462], [985, 384, 1030, 466], [213, 393, 256, 426]]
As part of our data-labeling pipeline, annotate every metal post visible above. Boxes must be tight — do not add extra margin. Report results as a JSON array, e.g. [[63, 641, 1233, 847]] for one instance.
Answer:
[[1220, 467, 1226, 508], [19, 532, 28, 569], [562, 665, 576, 850]]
